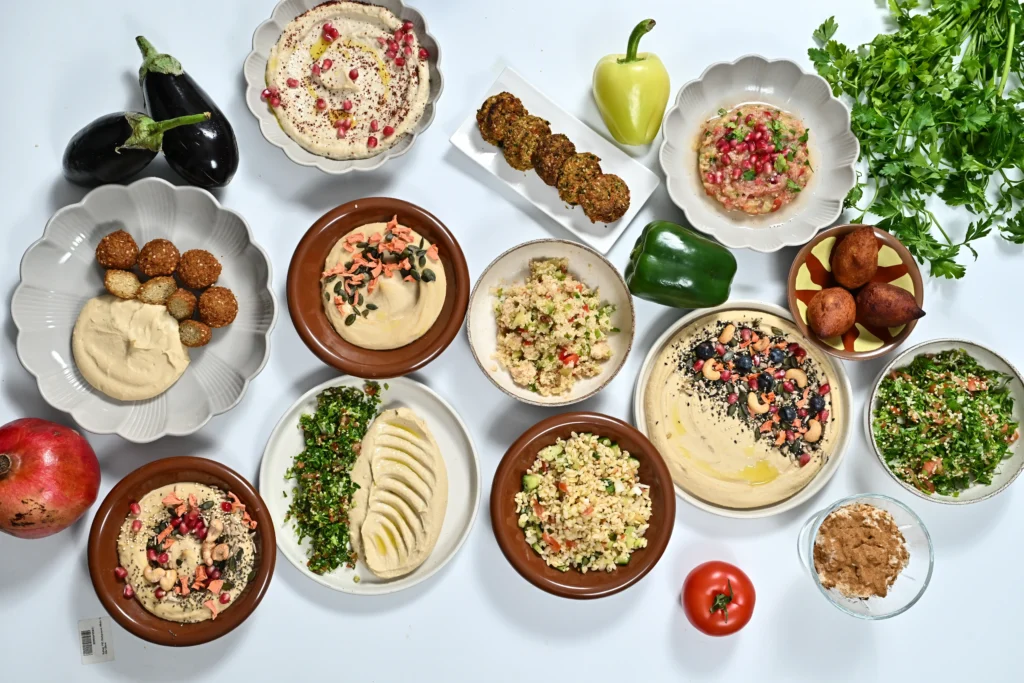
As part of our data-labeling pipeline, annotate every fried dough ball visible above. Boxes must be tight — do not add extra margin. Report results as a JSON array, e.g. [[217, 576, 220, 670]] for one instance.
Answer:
[[138, 276, 178, 305], [807, 287, 857, 338], [502, 116, 551, 171], [556, 152, 602, 205], [104, 269, 141, 300], [95, 230, 139, 270], [198, 286, 237, 328], [579, 173, 631, 223], [856, 282, 926, 328], [532, 133, 577, 186], [478, 92, 526, 146], [177, 249, 222, 289], [166, 289, 197, 321], [832, 227, 879, 289], [179, 320, 212, 348], [137, 239, 180, 277]]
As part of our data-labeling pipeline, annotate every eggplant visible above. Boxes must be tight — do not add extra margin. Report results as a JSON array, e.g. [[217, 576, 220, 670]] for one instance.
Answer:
[[63, 111, 211, 187], [136, 36, 239, 189]]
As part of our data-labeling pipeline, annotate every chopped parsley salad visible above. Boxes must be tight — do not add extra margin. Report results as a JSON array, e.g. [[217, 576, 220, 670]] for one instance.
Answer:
[[872, 349, 1019, 496]]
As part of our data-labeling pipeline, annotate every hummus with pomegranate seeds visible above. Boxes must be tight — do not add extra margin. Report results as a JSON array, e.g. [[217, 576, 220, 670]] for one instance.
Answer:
[[642, 311, 845, 509], [321, 216, 446, 350], [698, 104, 811, 215], [116, 483, 258, 623], [265, 1, 431, 160]]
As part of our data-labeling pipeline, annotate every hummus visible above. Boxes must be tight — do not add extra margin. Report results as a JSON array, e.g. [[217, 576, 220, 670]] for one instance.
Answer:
[[117, 483, 258, 623], [350, 407, 448, 579], [321, 218, 446, 350], [72, 296, 189, 401], [266, 1, 431, 160], [643, 311, 844, 509]]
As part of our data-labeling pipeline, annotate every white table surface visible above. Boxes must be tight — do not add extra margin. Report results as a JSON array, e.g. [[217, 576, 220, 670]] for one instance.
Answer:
[[1, 1, 1019, 680]]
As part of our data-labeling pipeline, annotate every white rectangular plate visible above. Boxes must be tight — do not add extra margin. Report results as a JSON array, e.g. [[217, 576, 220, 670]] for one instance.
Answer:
[[450, 67, 660, 254]]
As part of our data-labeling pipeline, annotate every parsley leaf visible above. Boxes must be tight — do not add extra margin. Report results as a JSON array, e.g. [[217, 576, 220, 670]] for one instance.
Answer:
[[742, 170, 756, 181], [813, 16, 838, 44]]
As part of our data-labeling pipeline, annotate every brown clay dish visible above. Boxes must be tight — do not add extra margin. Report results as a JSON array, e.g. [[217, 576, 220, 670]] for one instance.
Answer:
[[288, 197, 470, 378], [787, 224, 924, 361], [490, 412, 675, 599], [87, 456, 275, 647]]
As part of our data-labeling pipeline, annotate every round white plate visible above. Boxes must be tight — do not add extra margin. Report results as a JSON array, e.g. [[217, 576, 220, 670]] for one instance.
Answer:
[[632, 300, 852, 519], [259, 375, 480, 594], [866, 338, 1024, 504], [466, 239, 635, 407]]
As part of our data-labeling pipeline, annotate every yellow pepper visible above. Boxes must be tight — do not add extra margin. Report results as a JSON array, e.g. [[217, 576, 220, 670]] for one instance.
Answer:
[[592, 19, 670, 146]]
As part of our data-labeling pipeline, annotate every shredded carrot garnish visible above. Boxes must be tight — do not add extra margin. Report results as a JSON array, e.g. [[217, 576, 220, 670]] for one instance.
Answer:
[[156, 526, 173, 543], [161, 493, 183, 507]]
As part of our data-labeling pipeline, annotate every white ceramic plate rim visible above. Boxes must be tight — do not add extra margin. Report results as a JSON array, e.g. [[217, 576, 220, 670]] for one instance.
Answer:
[[466, 238, 636, 407], [632, 300, 852, 519], [243, 0, 444, 174], [258, 375, 481, 594], [865, 338, 1024, 505]]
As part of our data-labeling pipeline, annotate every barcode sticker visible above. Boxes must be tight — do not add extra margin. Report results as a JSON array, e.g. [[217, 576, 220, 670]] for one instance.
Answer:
[[78, 618, 114, 665]]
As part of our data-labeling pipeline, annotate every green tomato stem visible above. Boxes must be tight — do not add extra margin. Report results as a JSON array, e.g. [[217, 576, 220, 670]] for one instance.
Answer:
[[620, 19, 656, 63]]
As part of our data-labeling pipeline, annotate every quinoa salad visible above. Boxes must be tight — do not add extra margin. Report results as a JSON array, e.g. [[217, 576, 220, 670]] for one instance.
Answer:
[[698, 104, 812, 215], [492, 258, 617, 397], [515, 432, 652, 573]]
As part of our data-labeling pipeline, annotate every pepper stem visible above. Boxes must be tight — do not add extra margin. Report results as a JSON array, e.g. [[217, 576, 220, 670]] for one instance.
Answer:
[[0, 454, 11, 477], [136, 36, 183, 84], [119, 112, 211, 154], [620, 19, 656, 64]]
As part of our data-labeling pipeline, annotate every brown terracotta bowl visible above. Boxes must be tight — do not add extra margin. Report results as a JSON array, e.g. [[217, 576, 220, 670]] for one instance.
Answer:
[[787, 224, 924, 361], [87, 457, 275, 647], [490, 412, 675, 599], [288, 197, 470, 378]]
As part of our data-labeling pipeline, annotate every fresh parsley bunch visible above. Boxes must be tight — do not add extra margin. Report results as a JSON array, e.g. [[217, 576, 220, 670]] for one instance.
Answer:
[[809, 0, 1024, 279]]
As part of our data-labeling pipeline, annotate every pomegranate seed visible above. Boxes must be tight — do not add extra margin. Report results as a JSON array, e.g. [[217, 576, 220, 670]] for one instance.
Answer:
[[177, 522, 189, 535], [147, 548, 158, 562], [158, 552, 169, 564], [312, 63, 321, 75], [260, 88, 271, 100], [799, 453, 812, 467], [774, 369, 786, 379], [752, 355, 761, 367], [342, 99, 353, 111], [208, 567, 222, 580], [770, 175, 780, 184], [752, 131, 763, 141], [693, 360, 705, 373], [387, 49, 398, 59], [403, 45, 413, 56], [323, 22, 333, 33], [402, 20, 414, 31], [316, 98, 327, 110], [819, 384, 831, 396], [766, 143, 776, 153], [377, 36, 387, 45], [287, 77, 299, 88], [769, 404, 779, 414], [715, 343, 726, 356], [334, 118, 346, 129], [787, 343, 801, 353], [732, 168, 742, 180], [341, 117, 352, 130], [721, 155, 731, 166], [367, 136, 378, 148], [123, 584, 135, 599], [382, 125, 395, 136], [322, 59, 333, 71], [337, 128, 346, 138], [745, 114, 754, 124], [114, 566, 128, 580], [741, 159, 753, 171], [745, 132, 754, 142], [197, 527, 208, 541], [329, 27, 339, 39], [798, 408, 809, 418], [388, 39, 398, 51], [727, 393, 739, 405], [370, 119, 379, 132], [171, 517, 182, 527], [741, 328, 752, 341], [819, 410, 830, 423], [756, 123, 767, 132], [186, 509, 199, 523], [794, 349, 807, 362], [131, 519, 142, 533], [786, 430, 797, 442], [705, 172, 716, 184], [349, 68, 359, 80], [129, 501, 141, 516], [270, 96, 281, 108], [748, 377, 759, 390], [219, 592, 231, 605], [221, 502, 233, 512], [418, 47, 429, 59], [403, 33, 414, 45], [720, 370, 732, 382], [323, 33, 334, 43], [782, 381, 795, 393], [394, 28, 404, 39], [154, 588, 166, 599], [735, 142, 748, 153], [395, 56, 406, 66]]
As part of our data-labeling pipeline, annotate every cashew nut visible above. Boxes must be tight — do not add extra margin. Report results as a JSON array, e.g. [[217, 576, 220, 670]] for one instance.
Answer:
[[702, 360, 722, 381], [201, 518, 225, 566], [785, 368, 808, 388], [804, 419, 822, 443], [212, 543, 231, 562], [159, 569, 177, 592], [143, 566, 165, 584], [747, 392, 770, 415], [718, 324, 735, 344], [752, 337, 771, 353]]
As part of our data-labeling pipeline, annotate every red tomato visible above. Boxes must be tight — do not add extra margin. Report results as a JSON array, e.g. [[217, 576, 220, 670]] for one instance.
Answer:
[[681, 561, 755, 636]]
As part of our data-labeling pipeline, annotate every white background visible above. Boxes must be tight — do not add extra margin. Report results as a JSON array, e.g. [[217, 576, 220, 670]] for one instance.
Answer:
[[1, 1, 1019, 681]]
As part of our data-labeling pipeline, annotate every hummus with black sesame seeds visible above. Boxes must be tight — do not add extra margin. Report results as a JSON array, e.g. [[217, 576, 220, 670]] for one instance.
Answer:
[[266, 1, 430, 160], [643, 310, 844, 508]]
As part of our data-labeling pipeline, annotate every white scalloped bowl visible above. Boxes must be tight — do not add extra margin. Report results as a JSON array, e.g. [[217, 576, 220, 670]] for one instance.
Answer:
[[11, 178, 277, 442], [659, 55, 859, 252], [243, 0, 443, 174]]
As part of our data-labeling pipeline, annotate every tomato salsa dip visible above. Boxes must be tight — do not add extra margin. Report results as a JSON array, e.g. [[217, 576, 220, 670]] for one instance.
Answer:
[[697, 104, 811, 215]]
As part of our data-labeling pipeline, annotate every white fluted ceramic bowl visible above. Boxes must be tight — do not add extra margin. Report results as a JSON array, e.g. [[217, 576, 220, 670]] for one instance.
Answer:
[[12, 178, 277, 442], [659, 55, 858, 252], [243, 0, 443, 174]]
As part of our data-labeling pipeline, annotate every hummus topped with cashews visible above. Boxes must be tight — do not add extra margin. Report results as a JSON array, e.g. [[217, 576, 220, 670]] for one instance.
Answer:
[[265, 1, 431, 160], [115, 483, 258, 623], [643, 311, 844, 509]]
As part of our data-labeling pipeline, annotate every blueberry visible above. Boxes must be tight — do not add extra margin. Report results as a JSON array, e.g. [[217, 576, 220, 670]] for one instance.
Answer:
[[768, 348, 785, 365], [809, 395, 826, 412], [779, 405, 797, 423], [695, 342, 716, 360], [757, 373, 775, 392], [735, 354, 753, 372]]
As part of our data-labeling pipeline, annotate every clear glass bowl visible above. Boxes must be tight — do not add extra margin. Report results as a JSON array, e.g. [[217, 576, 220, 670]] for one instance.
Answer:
[[797, 494, 934, 619]]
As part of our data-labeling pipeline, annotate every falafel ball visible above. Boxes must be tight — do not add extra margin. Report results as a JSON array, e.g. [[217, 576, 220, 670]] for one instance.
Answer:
[[104, 269, 141, 300], [479, 92, 527, 146], [502, 115, 551, 171], [137, 239, 180, 277], [138, 276, 178, 305], [531, 133, 577, 186], [579, 174, 631, 223], [166, 288, 197, 321], [198, 286, 238, 328], [179, 320, 212, 348], [177, 249, 222, 289], [556, 152, 602, 205], [95, 230, 139, 270]]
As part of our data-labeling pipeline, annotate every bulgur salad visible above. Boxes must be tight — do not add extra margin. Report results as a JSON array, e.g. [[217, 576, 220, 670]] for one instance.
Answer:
[[515, 432, 652, 573], [493, 258, 617, 397]]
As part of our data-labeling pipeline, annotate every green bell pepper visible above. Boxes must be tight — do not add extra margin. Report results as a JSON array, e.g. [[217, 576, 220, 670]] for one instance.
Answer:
[[592, 19, 670, 146], [624, 221, 737, 308]]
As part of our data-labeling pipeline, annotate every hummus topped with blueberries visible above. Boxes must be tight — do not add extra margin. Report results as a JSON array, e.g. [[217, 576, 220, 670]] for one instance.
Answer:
[[643, 310, 844, 509]]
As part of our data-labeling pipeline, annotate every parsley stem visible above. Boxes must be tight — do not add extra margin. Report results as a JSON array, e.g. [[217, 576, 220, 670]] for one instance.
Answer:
[[998, 21, 1016, 98]]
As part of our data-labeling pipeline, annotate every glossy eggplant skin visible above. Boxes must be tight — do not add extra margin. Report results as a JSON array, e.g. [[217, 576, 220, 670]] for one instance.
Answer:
[[63, 113, 156, 187], [141, 64, 239, 189]]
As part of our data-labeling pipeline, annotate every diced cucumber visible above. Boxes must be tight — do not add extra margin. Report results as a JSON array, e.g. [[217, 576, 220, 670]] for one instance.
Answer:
[[540, 444, 564, 459], [522, 473, 542, 491], [531, 542, 543, 554], [599, 437, 612, 447], [615, 553, 630, 566]]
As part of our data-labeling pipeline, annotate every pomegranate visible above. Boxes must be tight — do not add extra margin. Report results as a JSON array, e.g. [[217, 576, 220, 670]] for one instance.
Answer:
[[0, 418, 100, 539]]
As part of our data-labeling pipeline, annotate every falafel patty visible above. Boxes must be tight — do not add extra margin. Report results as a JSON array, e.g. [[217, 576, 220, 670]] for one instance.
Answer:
[[177, 249, 222, 289], [137, 239, 181, 277], [198, 286, 238, 328], [479, 92, 527, 146], [556, 152, 602, 205], [502, 115, 551, 171], [95, 230, 139, 270], [578, 173, 631, 223], [531, 133, 577, 186]]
